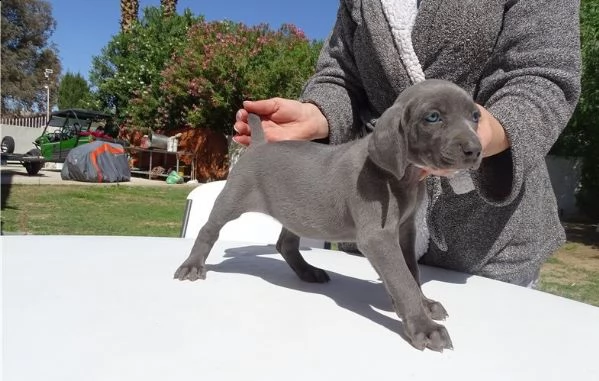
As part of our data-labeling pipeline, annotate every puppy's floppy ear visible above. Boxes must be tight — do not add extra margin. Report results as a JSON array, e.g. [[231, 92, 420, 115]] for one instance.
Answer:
[[367, 103, 407, 179]]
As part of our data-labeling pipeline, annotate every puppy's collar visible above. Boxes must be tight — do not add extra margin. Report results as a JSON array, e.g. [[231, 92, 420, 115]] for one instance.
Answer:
[[412, 164, 428, 181]]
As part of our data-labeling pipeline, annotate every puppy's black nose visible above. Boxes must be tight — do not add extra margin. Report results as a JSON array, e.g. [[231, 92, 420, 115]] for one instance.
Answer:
[[461, 141, 482, 159]]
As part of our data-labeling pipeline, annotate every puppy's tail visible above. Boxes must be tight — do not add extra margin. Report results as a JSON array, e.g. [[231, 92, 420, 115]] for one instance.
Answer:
[[247, 113, 266, 146]]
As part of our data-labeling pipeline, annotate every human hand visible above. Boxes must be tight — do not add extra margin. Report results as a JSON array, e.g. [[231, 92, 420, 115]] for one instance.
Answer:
[[233, 98, 329, 146], [475, 104, 509, 158]]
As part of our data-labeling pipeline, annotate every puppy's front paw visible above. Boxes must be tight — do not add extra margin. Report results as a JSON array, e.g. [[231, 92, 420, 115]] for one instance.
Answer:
[[174, 257, 206, 281], [423, 298, 448, 321], [405, 315, 453, 352]]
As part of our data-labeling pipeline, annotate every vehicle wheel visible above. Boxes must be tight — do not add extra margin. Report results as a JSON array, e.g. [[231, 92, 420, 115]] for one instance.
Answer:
[[23, 149, 43, 176], [1, 136, 15, 153]]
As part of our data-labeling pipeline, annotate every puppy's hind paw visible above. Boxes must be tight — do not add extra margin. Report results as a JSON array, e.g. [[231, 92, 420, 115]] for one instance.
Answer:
[[174, 258, 207, 281], [297, 266, 330, 283]]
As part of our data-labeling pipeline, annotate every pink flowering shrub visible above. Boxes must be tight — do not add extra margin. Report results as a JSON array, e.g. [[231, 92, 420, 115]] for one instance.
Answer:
[[146, 20, 321, 133]]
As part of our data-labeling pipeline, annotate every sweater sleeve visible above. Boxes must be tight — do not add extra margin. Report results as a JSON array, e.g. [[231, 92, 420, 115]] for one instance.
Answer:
[[472, 0, 581, 205], [298, 0, 368, 144]]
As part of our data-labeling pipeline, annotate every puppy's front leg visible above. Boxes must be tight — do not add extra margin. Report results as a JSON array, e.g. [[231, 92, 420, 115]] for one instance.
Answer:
[[399, 219, 448, 321], [357, 229, 453, 352]]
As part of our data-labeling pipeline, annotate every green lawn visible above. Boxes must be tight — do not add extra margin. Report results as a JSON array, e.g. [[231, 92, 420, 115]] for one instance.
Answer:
[[539, 241, 599, 307], [1, 184, 193, 237]]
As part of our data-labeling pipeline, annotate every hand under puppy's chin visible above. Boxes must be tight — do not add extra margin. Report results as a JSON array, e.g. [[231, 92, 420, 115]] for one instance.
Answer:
[[426, 168, 459, 177], [417, 166, 460, 179]]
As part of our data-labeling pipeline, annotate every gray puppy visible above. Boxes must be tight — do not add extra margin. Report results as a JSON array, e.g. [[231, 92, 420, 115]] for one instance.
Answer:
[[175, 79, 482, 352]]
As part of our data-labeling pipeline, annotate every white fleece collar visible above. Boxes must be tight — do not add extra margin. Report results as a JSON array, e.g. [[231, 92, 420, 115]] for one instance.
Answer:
[[379, 0, 476, 257], [379, 0, 426, 84]]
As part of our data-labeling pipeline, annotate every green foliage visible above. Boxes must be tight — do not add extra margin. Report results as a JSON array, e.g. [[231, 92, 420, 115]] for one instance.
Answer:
[[576, 0, 599, 218], [551, 0, 599, 218], [90, 5, 321, 157], [1, 0, 61, 114], [91, 7, 322, 135], [151, 21, 322, 134], [57, 72, 93, 109], [89, 6, 201, 120]]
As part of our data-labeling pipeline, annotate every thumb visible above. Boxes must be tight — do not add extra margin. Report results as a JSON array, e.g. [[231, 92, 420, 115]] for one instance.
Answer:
[[243, 98, 279, 116]]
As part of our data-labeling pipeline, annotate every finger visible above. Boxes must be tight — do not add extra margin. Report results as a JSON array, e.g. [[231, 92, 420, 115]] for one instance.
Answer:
[[232, 134, 251, 146], [235, 108, 248, 122], [233, 121, 250, 135], [243, 99, 279, 115]]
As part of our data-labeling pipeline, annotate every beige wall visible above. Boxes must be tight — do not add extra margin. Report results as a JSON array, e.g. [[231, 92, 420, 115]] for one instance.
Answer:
[[0, 124, 44, 154]]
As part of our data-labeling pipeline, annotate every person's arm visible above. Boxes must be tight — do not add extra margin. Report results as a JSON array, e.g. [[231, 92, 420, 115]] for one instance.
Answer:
[[472, 0, 581, 204], [298, 0, 368, 144]]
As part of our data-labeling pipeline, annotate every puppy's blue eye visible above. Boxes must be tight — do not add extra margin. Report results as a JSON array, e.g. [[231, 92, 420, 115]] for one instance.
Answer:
[[472, 110, 481, 123], [425, 112, 441, 123]]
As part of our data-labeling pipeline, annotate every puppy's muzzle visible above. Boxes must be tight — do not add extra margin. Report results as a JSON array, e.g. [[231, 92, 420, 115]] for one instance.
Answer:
[[459, 138, 483, 169], [460, 139, 482, 159]]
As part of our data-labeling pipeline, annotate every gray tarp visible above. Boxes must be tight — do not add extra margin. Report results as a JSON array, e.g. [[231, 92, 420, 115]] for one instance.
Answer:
[[61, 141, 130, 182]]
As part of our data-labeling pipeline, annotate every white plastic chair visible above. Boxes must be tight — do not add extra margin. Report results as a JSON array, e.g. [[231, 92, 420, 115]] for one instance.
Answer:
[[180, 180, 326, 248]]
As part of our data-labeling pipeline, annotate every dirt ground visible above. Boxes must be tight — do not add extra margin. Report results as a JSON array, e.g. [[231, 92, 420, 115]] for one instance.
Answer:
[[562, 221, 599, 247]]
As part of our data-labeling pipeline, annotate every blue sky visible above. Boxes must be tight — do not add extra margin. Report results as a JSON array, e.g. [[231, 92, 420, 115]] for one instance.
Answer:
[[48, 0, 338, 80]]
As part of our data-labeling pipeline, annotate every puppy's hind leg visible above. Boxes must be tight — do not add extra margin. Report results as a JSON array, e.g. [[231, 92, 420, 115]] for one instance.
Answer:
[[174, 187, 245, 281], [276, 228, 330, 283]]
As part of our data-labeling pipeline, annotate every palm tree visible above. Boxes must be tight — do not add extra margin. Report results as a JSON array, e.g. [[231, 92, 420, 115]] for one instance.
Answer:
[[160, 0, 177, 18], [120, 0, 139, 33]]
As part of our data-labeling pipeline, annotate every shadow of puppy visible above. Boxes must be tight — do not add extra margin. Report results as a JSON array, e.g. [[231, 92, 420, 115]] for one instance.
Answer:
[[210, 245, 471, 340]]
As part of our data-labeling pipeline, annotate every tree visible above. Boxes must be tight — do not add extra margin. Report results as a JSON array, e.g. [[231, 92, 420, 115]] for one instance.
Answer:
[[120, 0, 139, 33], [552, 0, 599, 217], [153, 21, 322, 134], [90, 7, 200, 120], [161, 0, 177, 18], [57, 72, 93, 109], [1, 0, 61, 115], [575, 0, 599, 218]]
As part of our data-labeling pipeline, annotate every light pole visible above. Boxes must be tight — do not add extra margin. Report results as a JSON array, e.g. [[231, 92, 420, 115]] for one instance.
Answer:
[[44, 69, 53, 121]]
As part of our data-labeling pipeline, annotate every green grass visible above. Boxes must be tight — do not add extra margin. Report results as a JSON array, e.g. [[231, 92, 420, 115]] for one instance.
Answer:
[[1, 184, 193, 237], [539, 276, 599, 307], [538, 245, 599, 307]]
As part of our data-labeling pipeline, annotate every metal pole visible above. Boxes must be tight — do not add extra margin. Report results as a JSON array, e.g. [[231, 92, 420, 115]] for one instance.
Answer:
[[44, 69, 53, 122], [46, 85, 50, 122]]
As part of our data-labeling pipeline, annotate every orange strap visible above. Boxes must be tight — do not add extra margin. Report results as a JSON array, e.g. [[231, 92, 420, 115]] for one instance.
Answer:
[[89, 144, 124, 183]]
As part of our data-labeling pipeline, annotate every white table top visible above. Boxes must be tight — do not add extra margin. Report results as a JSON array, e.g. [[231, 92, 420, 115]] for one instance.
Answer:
[[3, 235, 599, 381]]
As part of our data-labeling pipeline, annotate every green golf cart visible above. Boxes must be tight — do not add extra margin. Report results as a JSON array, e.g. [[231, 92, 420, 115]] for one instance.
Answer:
[[1, 109, 122, 175]]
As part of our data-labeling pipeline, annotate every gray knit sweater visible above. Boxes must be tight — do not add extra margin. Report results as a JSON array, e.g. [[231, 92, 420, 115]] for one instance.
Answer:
[[299, 0, 581, 285]]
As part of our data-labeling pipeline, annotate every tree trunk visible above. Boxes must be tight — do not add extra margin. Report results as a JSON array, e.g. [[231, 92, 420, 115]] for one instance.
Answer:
[[160, 0, 177, 18], [120, 0, 139, 33]]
